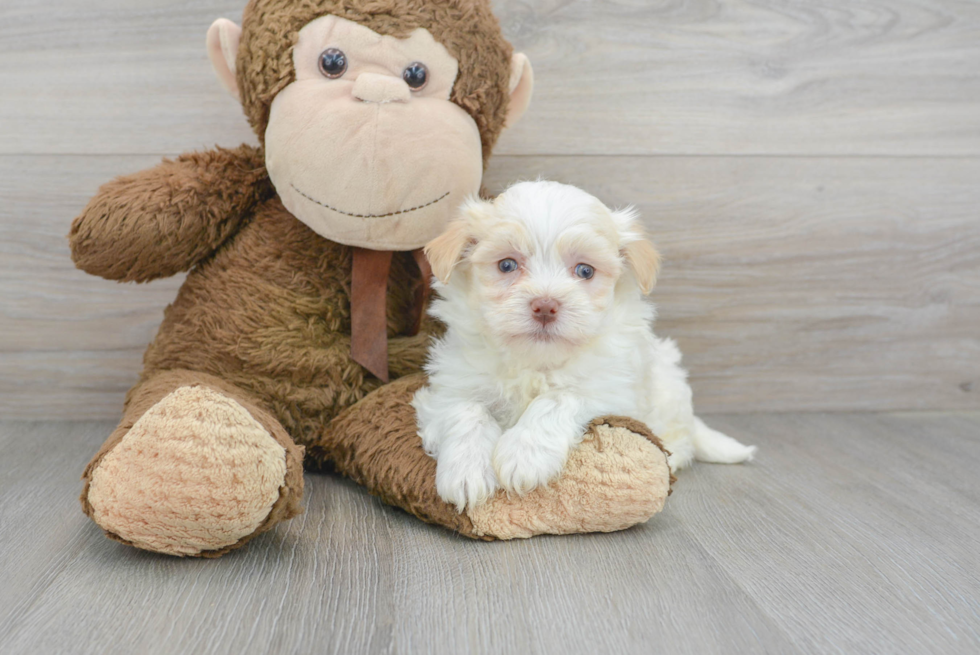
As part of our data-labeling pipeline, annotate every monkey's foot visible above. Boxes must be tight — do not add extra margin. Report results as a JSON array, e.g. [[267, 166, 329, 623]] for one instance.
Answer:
[[466, 418, 673, 539], [86, 385, 299, 557], [312, 375, 672, 540]]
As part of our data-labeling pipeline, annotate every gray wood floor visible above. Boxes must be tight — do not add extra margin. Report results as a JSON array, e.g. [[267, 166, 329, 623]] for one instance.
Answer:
[[1, 412, 978, 655], [2, 1, 978, 653]]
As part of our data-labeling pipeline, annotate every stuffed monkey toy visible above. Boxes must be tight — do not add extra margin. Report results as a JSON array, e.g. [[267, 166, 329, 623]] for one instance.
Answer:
[[69, 0, 673, 557]]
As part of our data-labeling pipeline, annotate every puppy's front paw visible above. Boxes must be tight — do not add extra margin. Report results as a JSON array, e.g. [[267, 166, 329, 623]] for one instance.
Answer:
[[493, 427, 568, 496], [435, 448, 498, 513]]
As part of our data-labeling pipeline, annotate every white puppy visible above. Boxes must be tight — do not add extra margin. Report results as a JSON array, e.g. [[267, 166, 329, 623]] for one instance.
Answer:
[[412, 181, 756, 511]]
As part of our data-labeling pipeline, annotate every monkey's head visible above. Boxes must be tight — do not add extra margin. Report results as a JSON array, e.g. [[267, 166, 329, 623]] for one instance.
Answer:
[[207, 0, 533, 250]]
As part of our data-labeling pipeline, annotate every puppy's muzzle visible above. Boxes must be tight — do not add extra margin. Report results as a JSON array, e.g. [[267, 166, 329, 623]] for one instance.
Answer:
[[531, 297, 560, 325]]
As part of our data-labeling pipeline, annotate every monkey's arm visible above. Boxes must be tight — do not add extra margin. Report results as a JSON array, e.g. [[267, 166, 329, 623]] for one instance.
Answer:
[[69, 144, 272, 282]]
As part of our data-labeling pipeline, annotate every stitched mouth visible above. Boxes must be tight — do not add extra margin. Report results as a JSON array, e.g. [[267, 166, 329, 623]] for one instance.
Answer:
[[291, 184, 450, 219]]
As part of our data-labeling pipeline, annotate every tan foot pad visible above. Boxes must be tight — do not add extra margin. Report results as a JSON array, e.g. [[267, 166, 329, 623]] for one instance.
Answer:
[[87, 386, 288, 556], [466, 423, 671, 539]]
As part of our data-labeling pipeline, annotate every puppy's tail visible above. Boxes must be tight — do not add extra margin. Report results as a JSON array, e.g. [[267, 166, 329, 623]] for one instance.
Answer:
[[692, 416, 757, 464]]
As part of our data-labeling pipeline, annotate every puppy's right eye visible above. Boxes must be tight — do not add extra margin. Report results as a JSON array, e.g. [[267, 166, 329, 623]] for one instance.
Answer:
[[498, 258, 518, 273]]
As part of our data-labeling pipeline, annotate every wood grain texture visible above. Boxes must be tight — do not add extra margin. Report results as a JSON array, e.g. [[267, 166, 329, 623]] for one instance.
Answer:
[[3, 0, 980, 156], [493, 0, 980, 156], [3, 2, 978, 653], [2, 153, 976, 417], [685, 411, 980, 654], [486, 155, 980, 413], [0, 155, 184, 419], [1, 413, 978, 654], [1, 1, 978, 414]]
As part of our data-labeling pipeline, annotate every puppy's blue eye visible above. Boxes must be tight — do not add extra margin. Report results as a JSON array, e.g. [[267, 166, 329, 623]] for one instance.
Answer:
[[575, 263, 595, 280], [498, 258, 518, 273]]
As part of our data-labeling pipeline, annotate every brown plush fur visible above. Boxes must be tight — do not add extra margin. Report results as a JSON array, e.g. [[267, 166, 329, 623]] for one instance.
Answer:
[[70, 145, 273, 283], [237, 0, 513, 165], [308, 373, 486, 538], [70, 0, 512, 556], [71, 0, 509, 456], [139, 195, 436, 444], [70, 0, 668, 556]]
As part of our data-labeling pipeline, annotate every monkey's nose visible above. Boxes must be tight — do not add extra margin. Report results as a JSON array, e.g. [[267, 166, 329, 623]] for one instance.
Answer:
[[530, 298, 560, 325], [352, 73, 411, 104]]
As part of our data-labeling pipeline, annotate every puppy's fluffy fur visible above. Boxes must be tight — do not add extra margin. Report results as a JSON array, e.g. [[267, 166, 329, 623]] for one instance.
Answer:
[[413, 181, 755, 511]]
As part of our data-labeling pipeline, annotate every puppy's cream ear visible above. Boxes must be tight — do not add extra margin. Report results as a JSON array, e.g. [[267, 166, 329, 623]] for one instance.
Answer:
[[425, 220, 471, 283], [613, 208, 661, 295], [426, 198, 496, 282], [625, 238, 661, 294]]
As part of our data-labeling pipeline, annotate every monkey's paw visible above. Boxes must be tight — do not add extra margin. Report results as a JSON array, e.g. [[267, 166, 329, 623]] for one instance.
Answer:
[[465, 418, 672, 539]]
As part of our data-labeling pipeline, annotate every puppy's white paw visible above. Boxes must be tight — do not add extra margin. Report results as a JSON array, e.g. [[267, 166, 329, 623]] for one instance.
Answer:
[[666, 450, 694, 473], [493, 426, 568, 496], [435, 446, 498, 512]]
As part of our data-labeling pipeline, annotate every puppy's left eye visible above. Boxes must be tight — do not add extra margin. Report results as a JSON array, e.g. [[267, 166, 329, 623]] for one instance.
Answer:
[[498, 258, 518, 273], [574, 263, 595, 280]]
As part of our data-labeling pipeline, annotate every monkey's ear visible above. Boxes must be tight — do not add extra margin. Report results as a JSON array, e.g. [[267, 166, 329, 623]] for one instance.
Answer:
[[207, 18, 242, 101], [505, 53, 534, 128]]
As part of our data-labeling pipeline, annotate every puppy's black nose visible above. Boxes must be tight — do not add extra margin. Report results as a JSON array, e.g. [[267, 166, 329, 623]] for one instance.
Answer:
[[531, 298, 560, 325]]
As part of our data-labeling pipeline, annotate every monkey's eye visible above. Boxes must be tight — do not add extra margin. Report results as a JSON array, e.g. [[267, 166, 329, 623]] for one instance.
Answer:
[[498, 258, 518, 274], [318, 48, 348, 79], [403, 62, 428, 90], [574, 263, 595, 280]]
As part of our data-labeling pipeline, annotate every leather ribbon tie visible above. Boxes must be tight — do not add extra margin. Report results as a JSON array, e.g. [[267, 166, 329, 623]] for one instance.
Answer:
[[350, 247, 432, 383]]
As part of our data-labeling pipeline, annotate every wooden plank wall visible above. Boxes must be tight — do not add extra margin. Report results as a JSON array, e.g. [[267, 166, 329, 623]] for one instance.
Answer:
[[1, 0, 978, 418]]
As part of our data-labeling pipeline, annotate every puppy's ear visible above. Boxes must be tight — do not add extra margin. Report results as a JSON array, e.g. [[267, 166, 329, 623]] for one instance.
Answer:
[[425, 220, 470, 283], [426, 198, 495, 282], [625, 238, 661, 294], [612, 208, 661, 295]]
